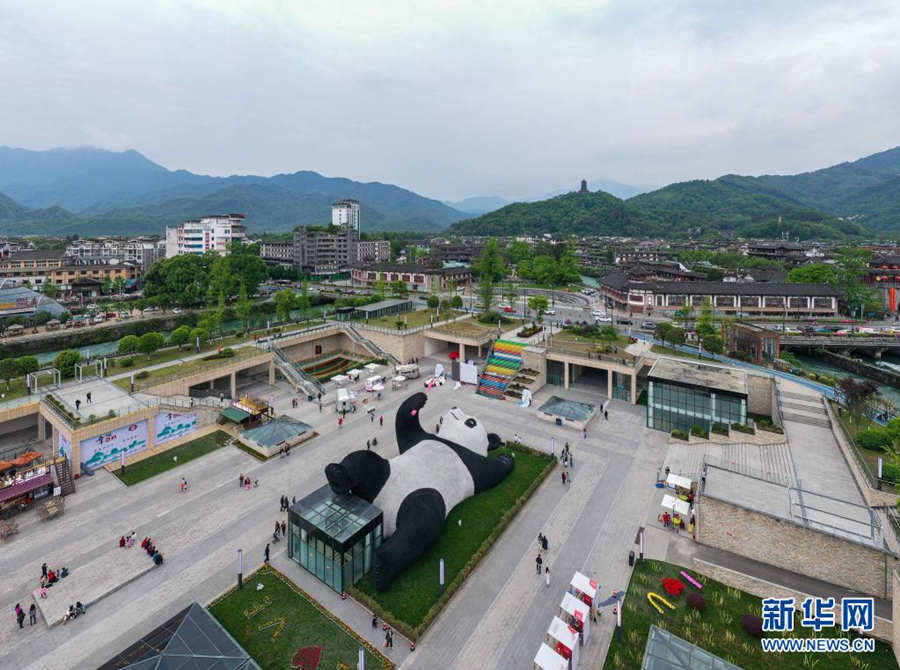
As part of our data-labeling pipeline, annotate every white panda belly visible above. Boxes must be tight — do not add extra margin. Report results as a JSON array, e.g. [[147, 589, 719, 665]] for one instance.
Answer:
[[373, 440, 475, 537]]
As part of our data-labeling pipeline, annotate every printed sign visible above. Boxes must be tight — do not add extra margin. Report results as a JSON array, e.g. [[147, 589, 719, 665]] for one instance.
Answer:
[[58, 433, 71, 460], [154, 411, 198, 445], [80, 420, 148, 468]]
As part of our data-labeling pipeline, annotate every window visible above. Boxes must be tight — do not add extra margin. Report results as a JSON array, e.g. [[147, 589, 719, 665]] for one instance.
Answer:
[[740, 296, 759, 307], [764, 297, 784, 308]]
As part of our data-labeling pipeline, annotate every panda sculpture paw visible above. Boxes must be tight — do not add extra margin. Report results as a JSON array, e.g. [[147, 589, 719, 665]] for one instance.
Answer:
[[325, 463, 354, 495]]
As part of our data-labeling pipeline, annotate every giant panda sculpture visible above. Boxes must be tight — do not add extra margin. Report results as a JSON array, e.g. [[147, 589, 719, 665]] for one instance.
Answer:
[[325, 392, 514, 591]]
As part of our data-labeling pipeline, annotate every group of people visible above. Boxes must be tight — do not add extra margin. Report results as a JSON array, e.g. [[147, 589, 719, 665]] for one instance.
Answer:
[[141, 537, 164, 566], [118, 531, 137, 548], [39, 562, 68, 597], [559, 443, 574, 486], [14, 602, 37, 628], [62, 601, 85, 625], [73, 392, 93, 411], [273, 520, 287, 543], [239, 474, 257, 490], [536, 533, 551, 586]]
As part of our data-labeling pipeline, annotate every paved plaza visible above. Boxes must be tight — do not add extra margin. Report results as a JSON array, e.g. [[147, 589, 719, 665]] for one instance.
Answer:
[[0, 356, 704, 669]]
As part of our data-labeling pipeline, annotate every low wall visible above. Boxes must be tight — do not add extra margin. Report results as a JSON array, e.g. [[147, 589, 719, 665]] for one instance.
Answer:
[[698, 494, 895, 599], [820, 350, 900, 389], [362, 328, 425, 365], [694, 559, 892, 642], [747, 371, 776, 420]]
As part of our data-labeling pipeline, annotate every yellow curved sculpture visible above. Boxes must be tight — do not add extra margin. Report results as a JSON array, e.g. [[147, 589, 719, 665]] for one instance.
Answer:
[[647, 592, 675, 614]]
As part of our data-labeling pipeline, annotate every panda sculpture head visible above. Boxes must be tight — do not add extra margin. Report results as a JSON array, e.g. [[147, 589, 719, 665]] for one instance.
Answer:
[[437, 406, 503, 457]]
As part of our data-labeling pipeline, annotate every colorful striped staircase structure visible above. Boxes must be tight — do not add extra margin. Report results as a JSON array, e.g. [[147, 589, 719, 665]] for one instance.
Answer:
[[476, 339, 526, 399]]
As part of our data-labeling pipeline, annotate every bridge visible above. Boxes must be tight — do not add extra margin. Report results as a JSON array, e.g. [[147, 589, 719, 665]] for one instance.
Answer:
[[779, 335, 900, 358]]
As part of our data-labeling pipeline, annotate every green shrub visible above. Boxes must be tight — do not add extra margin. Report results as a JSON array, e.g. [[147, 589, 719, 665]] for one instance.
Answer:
[[135, 370, 150, 380], [118, 356, 135, 368], [53, 350, 82, 378], [18, 355, 39, 375], [118, 334, 139, 354], [690, 425, 709, 439], [711, 422, 729, 436], [882, 461, 900, 483], [856, 429, 893, 452], [731, 422, 755, 435], [671, 429, 689, 441]]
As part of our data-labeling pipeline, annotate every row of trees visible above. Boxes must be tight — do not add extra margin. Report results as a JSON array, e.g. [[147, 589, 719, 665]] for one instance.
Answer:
[[0, 355, 39, 390]]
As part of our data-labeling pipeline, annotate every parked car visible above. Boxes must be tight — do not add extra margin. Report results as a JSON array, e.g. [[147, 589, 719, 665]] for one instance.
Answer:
[[591, 309, 606, 318], [545, 309, 556, 315], [502, 306, 516, 313], [616, 318, 633, 325], [594, 315, 612, 323], [640, 321, 655, 330], [92, 315, 104, 324], [172, 308, 182, 314], [119, 311, 130, 319]]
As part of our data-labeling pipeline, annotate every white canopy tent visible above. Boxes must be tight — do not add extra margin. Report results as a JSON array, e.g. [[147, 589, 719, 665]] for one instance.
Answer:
[[560, 592, 591, 644], [533, 643, 568, 670], [666, 473, 693, 492], [364, 363, 379, 371], [346, 369, 362, 380], [546, 616, 580, 669], [330, 374, 349, 384], [570, 571, 599, 606], [661, 494, 691, 516]]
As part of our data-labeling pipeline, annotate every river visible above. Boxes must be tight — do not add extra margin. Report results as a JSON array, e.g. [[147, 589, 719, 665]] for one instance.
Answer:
[[791, 352, 900, 407], [34, 305, 326, 365]]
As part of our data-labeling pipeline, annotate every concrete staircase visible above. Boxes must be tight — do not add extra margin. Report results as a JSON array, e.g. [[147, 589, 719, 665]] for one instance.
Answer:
[[342, 324, 400, 366], [476, 339, 525, 399]]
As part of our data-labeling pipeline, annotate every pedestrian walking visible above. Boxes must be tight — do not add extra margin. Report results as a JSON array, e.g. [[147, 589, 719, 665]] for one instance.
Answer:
[[536, 553, 543, 574], [292, 496, 296, 505], [16, 603, 24, 629], [537, 532, 544, 549], [569, 454, 574, 468], [583, 427, 587, 439], [380, 415, 384, 427], [29, 604, 36, 625], [239, 474, 244, 489], [542, 535, 548, 551], [264, 543, 270, 563], [75, 399, 81, 411], [367, 439, 371, 450], [319, 402, 322, 413], [86, 392, 92, 404], [338, 416, 343, 429], [370, 413, 375, 423], [42, 562, 48, 579], [180, 477, 187, 493], [604, 409, 608, 420], [545, 566, 551, 588], [281, 521, 286, 537], [561, 471, 566, 485]]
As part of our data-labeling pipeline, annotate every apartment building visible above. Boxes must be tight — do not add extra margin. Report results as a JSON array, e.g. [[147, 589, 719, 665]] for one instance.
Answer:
[[66, 237, 162, 271], [350, 263, 471, 293], [165, 214, 247, 257], [0, 249, 140, 295]]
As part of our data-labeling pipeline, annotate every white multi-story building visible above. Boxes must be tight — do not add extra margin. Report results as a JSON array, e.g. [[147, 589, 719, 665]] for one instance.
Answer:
[[331, 199, 360, 236], [357, 239, 390, 263], [66, 237, 162, 271], [165, 214, 247, 257]]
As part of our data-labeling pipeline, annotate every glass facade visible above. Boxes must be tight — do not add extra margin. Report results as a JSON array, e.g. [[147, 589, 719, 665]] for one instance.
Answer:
[[646, 380, 746, 433], [288, 486, 383, 593], [612, 371, 631, 401]]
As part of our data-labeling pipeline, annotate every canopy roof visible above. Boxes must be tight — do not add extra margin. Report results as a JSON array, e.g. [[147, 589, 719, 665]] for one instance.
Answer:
[[661, 494, 691, 516], [571, 571, 599, 598], [547, 616, 579, 649], [534, 643, 568, 670], [219, 407, 250, 424], [561, 592, 590, 622], [666, 473, 693, 490]]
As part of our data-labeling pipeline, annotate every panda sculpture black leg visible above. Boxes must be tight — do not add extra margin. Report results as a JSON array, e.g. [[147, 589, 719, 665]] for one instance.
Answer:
[[325, 451, 390, 502], [395, 392, 429, 454], [373, 488, 445, 592]]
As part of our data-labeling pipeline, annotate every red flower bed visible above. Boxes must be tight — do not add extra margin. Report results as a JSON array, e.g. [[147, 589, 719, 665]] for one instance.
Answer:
[[662, 578, 685, 596]]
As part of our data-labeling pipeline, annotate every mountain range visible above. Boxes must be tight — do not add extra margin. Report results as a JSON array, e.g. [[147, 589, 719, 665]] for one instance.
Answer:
[[450, 146, 900, 240], [1, 145, 900, 239], [0, 147, 466, 235]]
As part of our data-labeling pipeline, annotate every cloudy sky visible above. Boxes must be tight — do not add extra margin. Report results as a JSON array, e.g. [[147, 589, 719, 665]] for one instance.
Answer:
[[1, 0, 899, 200]]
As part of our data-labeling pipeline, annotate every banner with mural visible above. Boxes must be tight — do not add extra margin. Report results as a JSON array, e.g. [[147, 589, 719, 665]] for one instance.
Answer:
[[154, 411, 198, 445], [58, 433, 71, 460], [80, 420, 148, 468]]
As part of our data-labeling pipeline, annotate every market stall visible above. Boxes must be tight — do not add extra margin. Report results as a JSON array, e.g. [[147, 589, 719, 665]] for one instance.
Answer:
[[330, 374, 350, 386], [391, 375, 407, 391], [364, 363, 380, 372], [560, 592, 591, 644], [346, 369, 362, 381], [533, 642, 568, 670], [365, 375, 384, 392], [546, 616, 580, 669], [665, 473, 694, 497], [0, 459, 56, 520], [569, 571, 600, 621]]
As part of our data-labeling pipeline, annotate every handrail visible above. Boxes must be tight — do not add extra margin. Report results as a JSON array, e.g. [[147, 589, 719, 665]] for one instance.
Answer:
[[342, 324, 400, 366], [269, 343, 325, 396]]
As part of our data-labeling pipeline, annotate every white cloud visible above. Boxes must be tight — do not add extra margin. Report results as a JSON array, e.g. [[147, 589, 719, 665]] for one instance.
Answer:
[[0, 0, 898, 200]]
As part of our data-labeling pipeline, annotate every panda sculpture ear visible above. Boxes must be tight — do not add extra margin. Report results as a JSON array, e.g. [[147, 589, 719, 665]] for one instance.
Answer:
[[395, 392, 430, 454], [487, 433, 502, 451]]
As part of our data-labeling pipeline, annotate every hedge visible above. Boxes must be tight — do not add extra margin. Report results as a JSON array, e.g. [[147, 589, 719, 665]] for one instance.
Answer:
[[671, 429, 689, 441], [855, 428, 893, 452]]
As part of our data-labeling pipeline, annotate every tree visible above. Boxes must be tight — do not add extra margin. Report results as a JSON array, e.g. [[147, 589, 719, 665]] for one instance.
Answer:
[[143, 254, 210, 307], [834, 247, 874, 317], [478, 272, 494, 313], [102, 277, 113, 295], [787, 263, 838, 286], [112, 276, 127, 295], [169, 325, 191, 350], [298, 280, 310, 322], [137, 332, 165, 359], [674, 304, 695, 332], [391, 280, 408, 298], [0, 358, 22, 391], [605, 247, 615, 265], [476, 238, 505, 282], [666, 327, 686, 348], [837, 377, 879, 420], [118, 334, 139, 354], [53, 350, 83, 378], [235, 280, 252, 334], [696, 298, 716, 340], [528, 294, 549, 322], [700, 332, 724, 354], [374, 277, 387, 300], [450, 294, 463, 309], [18, 355, 39, 375], [598, 324, 618, 341], [189, 327, 209, 350], [427, 295, 439, 311], [274, 289, 295, 323], [655, 322, 672, 343], [42, 283, 59, 299]]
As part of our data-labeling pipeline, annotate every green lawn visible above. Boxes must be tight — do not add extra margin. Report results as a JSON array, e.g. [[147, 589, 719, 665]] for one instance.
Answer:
[[113, 430, 231, 485], [113, 346, 264, 391], [604, 559, 897, 670], [351, 445, 553, 637], [209, 567, 392, 670]]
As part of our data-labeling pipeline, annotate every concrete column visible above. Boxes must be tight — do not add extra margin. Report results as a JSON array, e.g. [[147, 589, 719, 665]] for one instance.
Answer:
[[209, 379, 215, 390], [563, 361, 569, 389], [607, 370, 613, 398], [37, 414, 46, 441], [459, 342, 465, 360], [630, 373, 637, 404], [230, 372, 237, 399], [146, 416, 155, 452], [269, 361, 276, 384]]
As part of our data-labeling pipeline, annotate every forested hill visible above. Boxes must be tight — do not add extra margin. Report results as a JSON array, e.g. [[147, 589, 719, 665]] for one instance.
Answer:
[[448, 191, 662, 237], [449, 181, 867, 240]]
